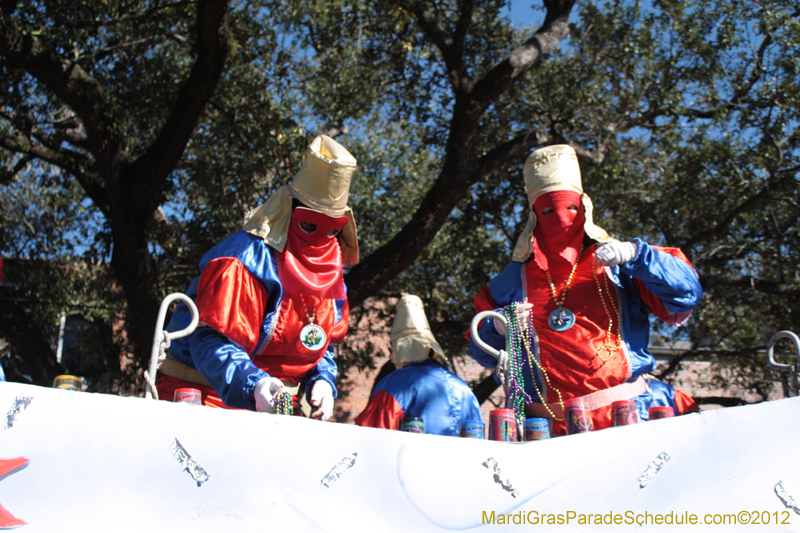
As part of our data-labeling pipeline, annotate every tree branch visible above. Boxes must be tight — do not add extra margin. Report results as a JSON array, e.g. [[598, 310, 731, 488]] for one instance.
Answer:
[[345, 1, 577, 307], [699, 273, 799, 297], [629, 23, 777, 124], [469, 0, 575, 109], [694, 396, 753, 407], [452, 0, 474, 62], [683, 166, 794, 250], [0, 152, 30, 185], [0, 9, 124, 170], [472, 373, 500, 404], [473, 129, 555, 178], [393, 0, 477, 91], [394, 0, 453, 60], [0, 133, 89, 179], [0, 0, 17, 16], [449, 0, 475, 89], [123, 0, 231, 212], [93, 36, 155, 62]]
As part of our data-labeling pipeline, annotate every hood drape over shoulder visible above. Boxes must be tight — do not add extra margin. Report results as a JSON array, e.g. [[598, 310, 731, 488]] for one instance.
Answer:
[[390, 295, 448, 370], [243, 135, 360, 265], [512, 144, 613, 263]]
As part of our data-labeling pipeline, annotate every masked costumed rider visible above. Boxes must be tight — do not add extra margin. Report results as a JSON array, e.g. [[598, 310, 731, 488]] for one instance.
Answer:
[[156, 135, 359, 420], [468, 145, 702, 434], [356, 295, 483, 436]]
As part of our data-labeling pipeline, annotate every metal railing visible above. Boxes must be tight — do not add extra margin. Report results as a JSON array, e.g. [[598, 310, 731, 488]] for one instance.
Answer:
[[766, 330, 800, 398], [144, 293, 199, 400]]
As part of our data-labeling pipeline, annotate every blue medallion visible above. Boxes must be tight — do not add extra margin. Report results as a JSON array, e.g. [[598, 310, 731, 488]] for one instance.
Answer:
[[548, 307, 575, 331]]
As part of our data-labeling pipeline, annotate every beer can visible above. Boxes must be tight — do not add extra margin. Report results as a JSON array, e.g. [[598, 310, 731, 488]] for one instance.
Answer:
[[523, 417, 550, 441], [459, 420, 485, 439], [400, 417, 424, 433], [648, 406, 675, 420], [174, 388, 202, 405], [564, 398, 594, 435], [611, 400, 640, 427], [488, 409, 517, 442], [53, 375, 83, 391]]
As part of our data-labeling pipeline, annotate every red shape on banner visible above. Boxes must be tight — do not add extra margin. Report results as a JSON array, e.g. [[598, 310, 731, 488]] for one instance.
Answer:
[[0, 457, 29, 528]]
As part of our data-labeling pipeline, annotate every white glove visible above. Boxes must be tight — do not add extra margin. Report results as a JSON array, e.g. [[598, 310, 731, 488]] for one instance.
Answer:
[[309, 380, 334, 421], [492, 303, 533, 337], [595, 241, 638, 267], [254, 376, 284, 413]]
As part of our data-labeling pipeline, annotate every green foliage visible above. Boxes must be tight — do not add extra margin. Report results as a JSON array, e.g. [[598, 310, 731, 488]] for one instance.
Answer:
[[0, 167, 127, 389]]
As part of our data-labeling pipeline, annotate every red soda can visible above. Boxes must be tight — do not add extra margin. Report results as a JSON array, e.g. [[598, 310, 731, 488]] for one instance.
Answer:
[[564, 398, 594, 435], [174, 388, 202, 405], [648, 406, 674, 420], [611, 400, 639, 427], [488, 409, 518, 442]]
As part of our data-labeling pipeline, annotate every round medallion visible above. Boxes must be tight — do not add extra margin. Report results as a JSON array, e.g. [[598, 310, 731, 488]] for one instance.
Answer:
[[300, 323, 327, 351], [548, 307, 575, 331]]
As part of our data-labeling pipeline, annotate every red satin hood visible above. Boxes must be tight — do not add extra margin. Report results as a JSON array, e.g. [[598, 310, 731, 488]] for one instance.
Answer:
[[532, 191, 585, 274], [281, 207, 348, 299]]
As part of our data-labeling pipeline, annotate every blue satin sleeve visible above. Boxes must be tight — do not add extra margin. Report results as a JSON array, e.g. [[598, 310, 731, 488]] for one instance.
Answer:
[[165, 230, 282, 409], [618, 239, 703, 313], [190, 327, 268, 409], [468, 261, 524, 370]]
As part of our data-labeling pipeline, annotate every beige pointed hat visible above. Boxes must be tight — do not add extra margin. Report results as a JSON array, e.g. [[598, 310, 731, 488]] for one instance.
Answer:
[[242, 135, 360, 264], [390, 295, 448, 369], [512, 144, 612, 262]]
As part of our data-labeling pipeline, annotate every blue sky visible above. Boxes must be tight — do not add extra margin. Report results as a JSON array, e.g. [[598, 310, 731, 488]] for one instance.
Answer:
[[507, 1, 543, 27]]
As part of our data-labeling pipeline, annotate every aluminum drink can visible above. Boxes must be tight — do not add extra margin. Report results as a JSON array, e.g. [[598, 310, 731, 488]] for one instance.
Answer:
[[53, 375, 83, 391], [174, 388, 203, 405], [459, 420, 485, 439], [523, 417, 550, 441], [648, 406, 675, 420], [564, 398, 594, 435], [611, 400, 640, 427], [400, 417, 424, 433], [488, 409, 517, 442]]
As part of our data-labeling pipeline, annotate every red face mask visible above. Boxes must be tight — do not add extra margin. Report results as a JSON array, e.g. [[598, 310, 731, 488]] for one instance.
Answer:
[[283, 207, 350, 299], [289, 207, 349, 246], [533, 191, 583, 233], [532, 191, 585, 271]]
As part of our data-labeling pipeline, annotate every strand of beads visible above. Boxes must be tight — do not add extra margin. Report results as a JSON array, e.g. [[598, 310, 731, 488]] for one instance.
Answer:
[[545, 244, 584, 306], [592, 265, 623, 362], [519, 311, 565, 422], [275, 391, 294, 416], [503, 304, 531, 430]]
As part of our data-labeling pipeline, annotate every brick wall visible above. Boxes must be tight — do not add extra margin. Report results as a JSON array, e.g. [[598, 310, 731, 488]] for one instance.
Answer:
[[332, 301, 392, 423]]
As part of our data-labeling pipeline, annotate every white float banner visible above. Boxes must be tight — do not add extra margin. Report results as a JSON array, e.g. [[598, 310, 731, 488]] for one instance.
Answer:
[[1, 381, 799, 531]]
